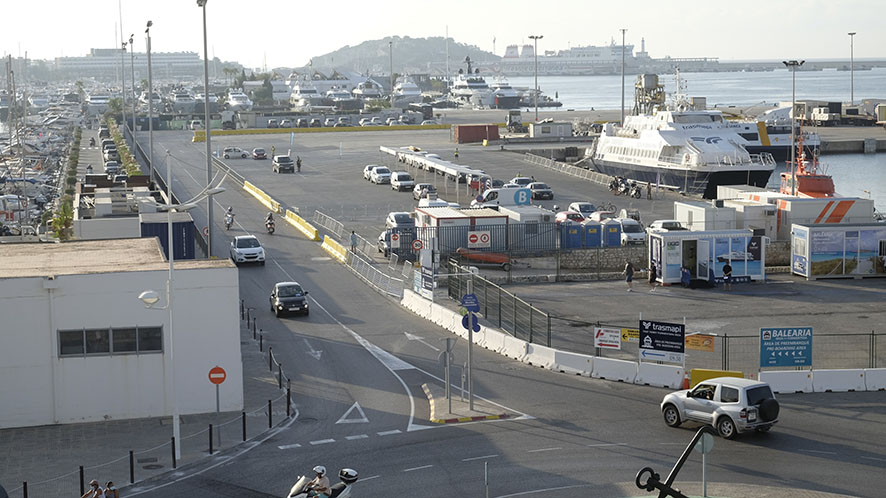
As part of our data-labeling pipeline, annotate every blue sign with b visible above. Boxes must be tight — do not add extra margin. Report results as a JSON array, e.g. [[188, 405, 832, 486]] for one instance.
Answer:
[[513, 188, 531, 206]]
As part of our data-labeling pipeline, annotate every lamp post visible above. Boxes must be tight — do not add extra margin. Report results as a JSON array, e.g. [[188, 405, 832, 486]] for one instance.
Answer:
[[120, 41, 127, 138], [620, 28, 627, 124], [389, 40, 394, 109], [197, 0, 214, 257], [139, 152, 224, 462], [129, 35, 136, 149], [782, 59, 804, 196], [146, 21, 155, 186], [848, 32, 856, 105], [528, 35, 542, 121]]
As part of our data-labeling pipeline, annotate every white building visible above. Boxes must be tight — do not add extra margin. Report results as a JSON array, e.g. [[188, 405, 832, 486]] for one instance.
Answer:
[[0, 238, 242, 429]]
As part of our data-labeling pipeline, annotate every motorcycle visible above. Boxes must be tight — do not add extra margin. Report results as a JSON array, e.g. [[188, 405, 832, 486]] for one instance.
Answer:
[[287, 469, 358, 498], [266, 219, 276, 234], [224, 213, 234, 230], [629, 182, 643, 199]]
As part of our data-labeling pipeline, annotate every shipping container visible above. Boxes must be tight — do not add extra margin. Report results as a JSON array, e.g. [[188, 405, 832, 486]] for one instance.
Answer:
[[674, 200, 737, 231], [454, 124, 500, 144], [139, 212, 197, 260], [723, 200, 777, 238], [529, 121, 573, 138], [791, 223, 886, 280]]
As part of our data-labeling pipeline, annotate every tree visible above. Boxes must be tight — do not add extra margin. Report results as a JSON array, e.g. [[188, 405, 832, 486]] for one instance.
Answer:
[[52, 202, 74, 241], [107, 98, 123, 117]]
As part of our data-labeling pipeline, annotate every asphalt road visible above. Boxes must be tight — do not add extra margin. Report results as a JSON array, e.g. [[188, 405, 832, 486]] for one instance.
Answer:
[[125, 127, 886, 498]]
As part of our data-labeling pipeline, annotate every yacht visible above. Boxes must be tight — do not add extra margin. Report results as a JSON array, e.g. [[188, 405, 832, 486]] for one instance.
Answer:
[[289, 79, 325, 109], [392, 77, 423, 108], [138, 91, 162, 108], [351, 79, 384, 101], [489, 76, 521, 109], [28, 95, 51, 112], [590, 91, 776, 199], [169, 89, 196, 113], [449, 57, 493, 108], [86, 94, 112, 114], [226, 89, 253, 111], [195, 93, 219, 104], [324, 86, 360, 111]]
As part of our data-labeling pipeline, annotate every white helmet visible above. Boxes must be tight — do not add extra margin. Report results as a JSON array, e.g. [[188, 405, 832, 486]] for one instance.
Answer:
[[313, 465, 326, 476]]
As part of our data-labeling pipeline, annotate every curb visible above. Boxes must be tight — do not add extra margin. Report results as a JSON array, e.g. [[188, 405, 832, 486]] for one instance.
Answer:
[[422, 383, 510, 424]]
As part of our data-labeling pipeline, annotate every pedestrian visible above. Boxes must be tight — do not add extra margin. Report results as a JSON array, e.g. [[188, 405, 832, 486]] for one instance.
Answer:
[[81, 479, 105, 498], [722, 262, 733, 291], [296, 156, 302, 172], [648, 262, 657, 292], [271, 145, 275, 157], [623, 259, 634, 292], [350, 230, 358, 254], [646, 182, 652, 200], [454, 147, 459, 159], [105, 481, 119, 498]]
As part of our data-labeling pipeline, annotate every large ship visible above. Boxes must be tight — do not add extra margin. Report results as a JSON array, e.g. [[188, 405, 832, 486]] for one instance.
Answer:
[[489, 76, 521, 109], [590, 79, 775, 198], [449, 56, 493, 108]]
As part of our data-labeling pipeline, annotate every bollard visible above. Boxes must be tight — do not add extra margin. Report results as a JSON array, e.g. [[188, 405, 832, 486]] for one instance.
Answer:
[[278, 362, 283, 389], [268, 400, 273, 428], [242, 411, 247, 441], [209, 424, 214, 454], [240, 299, 244, 320], [268, 347, 273, 372], [79, 466, 84, 496], [23, 482, 28, 498], [259, 333, 263, 352], [253, 319, 256, 337], [171, 437, 177, 469], [129, 450, 134, 484], [286, 387, 291, 417]]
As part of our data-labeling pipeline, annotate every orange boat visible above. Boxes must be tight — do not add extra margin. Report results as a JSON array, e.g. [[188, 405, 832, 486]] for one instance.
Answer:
[[779, 132, 836, 198], [456, 247, 512, 271]]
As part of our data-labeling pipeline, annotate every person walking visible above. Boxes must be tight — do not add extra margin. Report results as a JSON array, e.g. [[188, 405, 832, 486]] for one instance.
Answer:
[[648, 262, 657, 292], [81, 480, 105, 498], [722, 262, 733, 291], [271, 145, 276, 158], [350, 230, 358, 254], [646, 182, 652, 200], [296, 156, 302, 172], [623, 259, 634, 292]]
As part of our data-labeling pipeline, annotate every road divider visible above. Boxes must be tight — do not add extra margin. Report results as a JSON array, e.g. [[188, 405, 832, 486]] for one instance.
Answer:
[[284, 209, 320, 241], [864, 368, 886, 391], [243, 181, 282, 214], [192, 124, 450, 142], [501, 335, 528, 361], [321, 235, 349, 264], [759, 370, 813, 393], [524, 344, 556, 369], [636, 363, 685, 389], [553, 351, 593, 376], [591, 357, 637, 383], [812, 369, 866, 392]]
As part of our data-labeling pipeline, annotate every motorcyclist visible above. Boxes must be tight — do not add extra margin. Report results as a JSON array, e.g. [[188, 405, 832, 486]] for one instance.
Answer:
[[265, 212, 275, 224], [306, 466, 331, 498]]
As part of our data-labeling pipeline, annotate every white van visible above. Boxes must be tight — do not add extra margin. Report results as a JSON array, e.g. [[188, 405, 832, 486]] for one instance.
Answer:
[[618, 218, 646, 245], [470, 187, 532, 208]]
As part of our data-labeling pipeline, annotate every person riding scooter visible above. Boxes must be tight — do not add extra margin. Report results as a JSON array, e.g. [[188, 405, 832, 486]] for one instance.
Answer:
[[306, 466, 330, 497], [224, 207, 235, 230], [265, 212, 276, 234]]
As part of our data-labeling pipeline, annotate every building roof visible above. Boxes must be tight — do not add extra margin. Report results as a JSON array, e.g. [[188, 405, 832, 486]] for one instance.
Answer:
[[0, 238, 232, 279]]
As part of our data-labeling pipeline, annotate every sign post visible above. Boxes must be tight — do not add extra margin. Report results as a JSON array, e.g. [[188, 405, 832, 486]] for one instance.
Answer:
[[639, 320, 686, 364], [694, 432, 714, 497], [208, 366, 226, 446], [462, 281, 479, 410]]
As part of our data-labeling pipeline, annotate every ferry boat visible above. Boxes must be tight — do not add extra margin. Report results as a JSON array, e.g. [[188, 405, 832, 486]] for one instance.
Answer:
[[735, 120, 821, 163]]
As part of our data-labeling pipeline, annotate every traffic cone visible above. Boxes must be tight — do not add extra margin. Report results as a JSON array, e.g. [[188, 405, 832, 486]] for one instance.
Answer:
[[682, 371, 690, 390]]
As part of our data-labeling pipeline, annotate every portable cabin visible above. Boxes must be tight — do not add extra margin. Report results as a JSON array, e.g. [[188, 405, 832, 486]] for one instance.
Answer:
[[790, 223, 886, 280], [648, 229, 765, 284]]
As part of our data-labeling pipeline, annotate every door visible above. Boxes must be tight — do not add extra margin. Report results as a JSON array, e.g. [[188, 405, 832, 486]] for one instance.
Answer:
[[682, 240, 697, 278], [697, 239, 710, 280], [684, 383, 718, 423]]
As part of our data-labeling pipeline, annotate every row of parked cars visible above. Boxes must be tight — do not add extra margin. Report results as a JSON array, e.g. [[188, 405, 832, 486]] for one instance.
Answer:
[[264, 115, 436, 129]]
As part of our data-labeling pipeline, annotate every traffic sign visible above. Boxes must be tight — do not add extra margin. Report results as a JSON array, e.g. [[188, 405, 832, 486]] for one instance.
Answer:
[[467, 230, 491, 248], [202, 226, 209, 237], [461, 293, 480, 312], [760, 327, 812, 367], [412, 239, 423, 251], [694, 432, 714, 454], [593, 327, 621, 350], [621, 328, 639, 342], [391, 232, 400, 248], [639, 320, 685, 364], [462, 313, 480, 332], [208, 366, 226, 385]]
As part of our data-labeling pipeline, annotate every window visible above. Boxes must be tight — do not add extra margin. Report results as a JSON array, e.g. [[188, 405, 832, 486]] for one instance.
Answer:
[[138, 327, 163, 352], [59, 330, 84, 355], [58, 326, 163, 357], [85, 328, 110, 354], [720, 386, 739, 403], [112, 327, 137, 353]]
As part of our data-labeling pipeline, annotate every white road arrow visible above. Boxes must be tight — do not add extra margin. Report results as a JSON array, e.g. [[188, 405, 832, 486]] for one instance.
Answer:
[[303, 339, 323, 360], [336, 402, 369, 424], [404, 332, 440, 352]]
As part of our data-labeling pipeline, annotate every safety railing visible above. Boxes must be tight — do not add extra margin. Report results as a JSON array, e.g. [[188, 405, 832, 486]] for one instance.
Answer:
[[522, 153, 611, 186], [312, 210, 346, 239], [348, 252, 404, 298]]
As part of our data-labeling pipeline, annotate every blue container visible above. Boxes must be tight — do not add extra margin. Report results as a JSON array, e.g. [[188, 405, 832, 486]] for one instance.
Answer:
[[140, 213, 197, 260], [581, 220, 602, 248], [559, 222, 582, 250], [601, 219, 622, 247]]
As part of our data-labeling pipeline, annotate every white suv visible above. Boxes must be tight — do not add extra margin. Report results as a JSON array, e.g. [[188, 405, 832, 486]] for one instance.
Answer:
[[229, 235, 266, 266], [370, 166, 392, 184], [660, 377, 779, 439]]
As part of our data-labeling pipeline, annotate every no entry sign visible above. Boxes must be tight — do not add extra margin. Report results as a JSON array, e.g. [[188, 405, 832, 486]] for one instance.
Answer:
[[208, 366, 227, 385]]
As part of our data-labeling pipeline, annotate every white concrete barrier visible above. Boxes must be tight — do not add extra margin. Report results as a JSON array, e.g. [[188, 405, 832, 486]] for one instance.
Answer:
[[636, 363, 685, 389], [553, 351, 594, 376], [812, 369, 866, 392], [501, 335, 528, 361], [864, 368, 886, 391], [591, 357, 637, 383], [524, 344, 556, 369], [759, 370, 813, 393], [482, 329, 507, 353]]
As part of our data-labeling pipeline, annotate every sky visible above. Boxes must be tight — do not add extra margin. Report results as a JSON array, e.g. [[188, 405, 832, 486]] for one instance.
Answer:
[[2, 0, 884, 69]]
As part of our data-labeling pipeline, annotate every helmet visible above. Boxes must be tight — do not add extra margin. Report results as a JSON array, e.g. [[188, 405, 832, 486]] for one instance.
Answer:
[[227, 206, 233, 213], [313, 465, 326, 476]]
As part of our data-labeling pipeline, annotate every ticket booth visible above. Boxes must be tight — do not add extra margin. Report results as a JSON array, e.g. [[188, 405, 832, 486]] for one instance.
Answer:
[[648, 229, 766, 285]]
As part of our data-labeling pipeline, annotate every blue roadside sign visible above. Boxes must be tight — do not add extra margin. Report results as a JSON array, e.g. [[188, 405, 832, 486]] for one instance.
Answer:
[[461, 293, 480, 312], [462, 313, 481, 332], [760, 327, 812, 367]]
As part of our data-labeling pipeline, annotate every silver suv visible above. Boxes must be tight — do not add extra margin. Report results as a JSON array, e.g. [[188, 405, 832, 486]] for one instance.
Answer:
[[660, 376, 779, 439]]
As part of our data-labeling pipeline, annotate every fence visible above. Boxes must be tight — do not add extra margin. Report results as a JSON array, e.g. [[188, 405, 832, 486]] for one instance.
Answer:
[[446, 259, 551, 346], [348, 252, 404, 298], [313, 210, 346, 239], [522, 153, 611, 186]]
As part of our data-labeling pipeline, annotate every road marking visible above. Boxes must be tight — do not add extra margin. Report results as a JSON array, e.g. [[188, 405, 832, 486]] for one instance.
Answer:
[[344, 434, 369, 440], [303, 338, 323, 360], [800, 449, 837, 455], [861, 456, 886, 462], [587, 443, 627, 447], [403, 465, 433, 472], [277, 443, 301, 450], [404, 331, 440, 351], [527, 447, 561, 453], [658, 442, 685, 445], [377, 430, 401, 436], [360, 475, 381, 482], [494, 484, 595, 497], [462, 454, 499, 462], [309, 439, 335, 445], [336, 402, 369, 424]]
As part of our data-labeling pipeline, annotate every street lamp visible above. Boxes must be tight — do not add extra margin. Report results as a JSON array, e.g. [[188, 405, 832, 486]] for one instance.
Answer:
[[389, 40, 394, 109], [848, 32, 856, 105], [139, 150, 225, 462], [197, 0, 214, 257], [783, 59, 804, 196], [120, 41, 127, 138], [528, 35, 543, 121], [620, 28, 627, 124], [129, 35, 136, 149], [146, 21, 155, 187]]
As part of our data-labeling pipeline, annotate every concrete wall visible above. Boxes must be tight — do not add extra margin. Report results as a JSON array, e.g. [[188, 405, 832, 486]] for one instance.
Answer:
[[73, 217, 141, 240], [0, 267, 242, 429]]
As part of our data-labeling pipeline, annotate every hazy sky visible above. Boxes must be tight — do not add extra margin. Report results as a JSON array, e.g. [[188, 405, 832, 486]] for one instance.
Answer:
[[2, 0, 883, 69]]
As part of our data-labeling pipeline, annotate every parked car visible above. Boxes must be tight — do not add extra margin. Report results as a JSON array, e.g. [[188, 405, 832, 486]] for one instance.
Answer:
[[568, 202, 597, 219], [555, 211, 584, 224], [413, 183, 437, 200], [385, 211, 415, 230], [359, 118, 373, 127], [103, 148, 119, 162], [485, 178, 505, 190], [378, 231, 391, 257], [660, 377, 779, 439], [269, 281, 309, 317], [370, 117, 383, 125], [272, 155, 295, 173], [528, 182, 554, 200], [648, 219, 687, 232], [420, 120, 437, 126], [98, 127, 111, 139], [101, 140, 116, 151], [324, 118, 336, 127], [222, 146, 249, 159], [363, 164, 382, 180], [309, 118, 322, 128], [112, 174, 128, 183], [338, 116, 351, 125], [188, 119, 204, 130], [617, 218, 646, 245], [267, 119, 279, 129], [279, 119, 293, 128], [390, 172, 415, 191], [103, 161, 120, 175], [296, 118, 308, 128], [230, 235, 266, 266], [509, 177, 534, 187], [333, 122, 353, 127], [252, 148, 267, 160], [370, 166, 392, 184]]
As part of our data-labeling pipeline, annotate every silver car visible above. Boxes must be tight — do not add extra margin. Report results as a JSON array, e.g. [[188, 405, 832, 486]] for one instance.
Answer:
[[229, 235, 266, 266], [660, 377, 779, 439]]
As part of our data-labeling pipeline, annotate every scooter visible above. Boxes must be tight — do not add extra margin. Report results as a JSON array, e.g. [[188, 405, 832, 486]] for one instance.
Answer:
[[287, 469, 358, 498], [629, 182, 643, 199], [266, 219, 276, 234], [224, 213, 234, 230]]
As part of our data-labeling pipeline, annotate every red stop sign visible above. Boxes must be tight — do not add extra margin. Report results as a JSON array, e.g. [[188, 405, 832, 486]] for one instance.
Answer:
[[208, 366, 226, 385]]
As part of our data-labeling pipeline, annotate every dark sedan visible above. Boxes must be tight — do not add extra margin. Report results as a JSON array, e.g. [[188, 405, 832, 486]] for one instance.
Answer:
[[528, 182, 554, 200], [252, 148, 267, 160], [270, 282, 309, 317]]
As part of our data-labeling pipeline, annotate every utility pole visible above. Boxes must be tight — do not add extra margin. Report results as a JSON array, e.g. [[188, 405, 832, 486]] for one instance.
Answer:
[[146, 21, 155, 186], [389, 40, 394, 109], [848, 32, 856, 105], [198, 0, 214, 257], [620, 28, 627, 124], [529, 35, 543, 122]]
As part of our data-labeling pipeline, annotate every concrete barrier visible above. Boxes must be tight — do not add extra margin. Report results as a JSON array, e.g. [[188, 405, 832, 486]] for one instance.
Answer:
[[689, 368, 744, 389], [759, 370, 813, 393], [482, 329, 507, 353], [321, 235, 349, 264], [591, 357, 638, 383], [501, 335, 528, 361], [284, 209, 320, 241], [243, 181, 282, 214], [636, 363, 685, 389], [192, 123, 451, 142], [553, 350, 594, 376], [864, 368, 886, 391], [524, 344, 556, 369], [812, 369, 866, 392]]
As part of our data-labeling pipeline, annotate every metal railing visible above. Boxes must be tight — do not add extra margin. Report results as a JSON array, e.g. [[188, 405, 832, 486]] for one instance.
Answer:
[[348, 252, 404, 298], [522, 153, 611, 186], [312, 210, 346, 239]]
